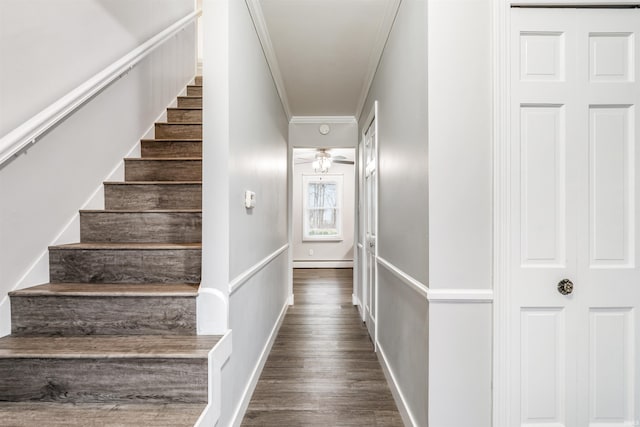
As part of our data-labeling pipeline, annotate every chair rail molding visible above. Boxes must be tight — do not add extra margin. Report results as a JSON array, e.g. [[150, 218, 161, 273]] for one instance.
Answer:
[[376, 256, 428, 299], [0, 9, 201, 167], [228, 244, 289, 295], [511, 0, 639, 5]]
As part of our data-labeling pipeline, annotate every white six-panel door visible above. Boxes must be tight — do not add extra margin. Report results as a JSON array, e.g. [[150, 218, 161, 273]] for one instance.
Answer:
[[364, 111, 378, 343], [510, 7, 640, 427]]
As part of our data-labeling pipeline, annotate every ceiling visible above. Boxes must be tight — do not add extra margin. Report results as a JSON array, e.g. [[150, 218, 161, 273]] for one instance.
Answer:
[[249, 0, 400, 119]]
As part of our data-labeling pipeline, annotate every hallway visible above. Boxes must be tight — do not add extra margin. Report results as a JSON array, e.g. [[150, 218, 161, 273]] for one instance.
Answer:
[[241, 269, 403, 426]]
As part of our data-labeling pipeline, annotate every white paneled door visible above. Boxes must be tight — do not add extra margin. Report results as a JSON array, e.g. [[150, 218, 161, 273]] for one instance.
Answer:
[[510, 8, 640, 427], [363, 103, 378, 343]]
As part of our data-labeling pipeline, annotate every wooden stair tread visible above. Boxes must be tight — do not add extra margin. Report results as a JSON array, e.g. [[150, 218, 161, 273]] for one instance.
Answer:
[[141, 138, 202, 142], [81, 210, 200, 214], [104, 181, 201, 185], [0, 335, 220, 358], [125, 157, 202, 161], [50, 242, 201, 250], [167, 107, 202, 110], [0, 402, 205, 427], [177, 96, 201, 99], [155, 122, 202, 125], [10, 283, 199, 297]]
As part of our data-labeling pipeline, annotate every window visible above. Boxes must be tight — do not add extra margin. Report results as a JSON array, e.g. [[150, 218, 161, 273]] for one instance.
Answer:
[[303, 174, 343, 241]]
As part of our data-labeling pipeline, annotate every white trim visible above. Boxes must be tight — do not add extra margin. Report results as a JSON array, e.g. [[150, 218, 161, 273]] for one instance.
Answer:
[[352, 293, 360, 306], [293, 261, 354, 268], [287, 144, 295, 309], [0, 10, 201, 167], [197, 287, 229, 335], [376, 256, 429, 299], [377, 340, 419, 427], [194, 330, 232, 427], [493, 1, 512, 426], [427, 288, 494, 303], [244, 0, 292, 120], [511, 0, 640, 5], [229, 301, 288, 427], [229, 244, 289, 295], [354, 0, 402, 119], [289, 116, 357, 125]]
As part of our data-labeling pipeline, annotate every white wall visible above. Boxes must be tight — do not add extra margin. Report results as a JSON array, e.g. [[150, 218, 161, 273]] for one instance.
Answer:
[[0, 0, 193, 138], [358, 0, 429, 424], [289, 120, 358, 149], [427, 0, 493, 426], [292, 159, 355, 267], [0, 0, 196, 335], [202, 0, 289, 425]]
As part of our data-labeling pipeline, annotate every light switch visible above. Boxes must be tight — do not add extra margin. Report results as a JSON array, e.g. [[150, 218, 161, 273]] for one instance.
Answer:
[[244, 190, 256, 209]]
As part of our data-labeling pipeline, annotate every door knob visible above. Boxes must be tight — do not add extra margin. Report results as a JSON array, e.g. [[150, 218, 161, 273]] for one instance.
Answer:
[[557, 279, 574, 295]]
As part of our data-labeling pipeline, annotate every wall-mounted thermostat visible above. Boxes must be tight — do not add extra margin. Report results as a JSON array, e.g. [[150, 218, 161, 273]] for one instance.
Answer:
[[245, 190, 256, 209]]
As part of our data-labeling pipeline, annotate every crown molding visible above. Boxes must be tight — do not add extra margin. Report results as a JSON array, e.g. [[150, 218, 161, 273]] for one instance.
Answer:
[[245, 0, 292, 120], [289, 116, 357, 125], [354, 0, 402, 120]]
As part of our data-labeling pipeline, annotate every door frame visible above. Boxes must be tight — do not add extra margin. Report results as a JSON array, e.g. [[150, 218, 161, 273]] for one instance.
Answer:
[[492, 2, 640, 426], [492, 1, 512, 426], [360, 101, 379, 348]]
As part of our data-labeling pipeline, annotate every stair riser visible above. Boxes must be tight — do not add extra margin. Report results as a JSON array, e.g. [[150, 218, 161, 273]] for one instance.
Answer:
[[177, 97, 202, 108], [11, 296, 197, 336], [125, 160, 202, 182], [155, 124, 202, 139], [195, 76, 202, 85], [141, 141, 202, 158], [0, 358, 207, 403], [104, 184, 202, 210], [186, 86, 202, 96], [49, 249, 201, 284], [167, 109, 202, 123], [80, 212, 201, 243]]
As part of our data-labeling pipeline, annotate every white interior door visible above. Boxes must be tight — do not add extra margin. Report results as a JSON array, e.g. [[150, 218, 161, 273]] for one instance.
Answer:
[[510, 8, 640, 427], [363, 106, 378, 343]]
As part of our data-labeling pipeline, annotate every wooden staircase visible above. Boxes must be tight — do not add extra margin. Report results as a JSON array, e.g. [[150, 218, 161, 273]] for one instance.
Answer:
[[0, 76, 217, 426]]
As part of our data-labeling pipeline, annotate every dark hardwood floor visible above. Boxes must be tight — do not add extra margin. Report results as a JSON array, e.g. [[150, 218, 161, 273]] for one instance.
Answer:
[[242, 268, 404, 426]]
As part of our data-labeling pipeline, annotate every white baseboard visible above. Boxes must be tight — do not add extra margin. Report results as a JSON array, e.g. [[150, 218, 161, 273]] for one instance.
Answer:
[[230, 300, 289, 427], [352, 293, 360, 307], [293, 260, 354, 268], [377, 342, 419, 427]]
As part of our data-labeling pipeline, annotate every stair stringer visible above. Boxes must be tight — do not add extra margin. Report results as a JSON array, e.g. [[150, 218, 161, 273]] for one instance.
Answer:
[[195, 330, 232, 427]]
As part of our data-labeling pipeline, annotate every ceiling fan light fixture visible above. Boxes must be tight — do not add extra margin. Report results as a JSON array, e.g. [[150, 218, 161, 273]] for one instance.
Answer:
[[313, 150, 332, 173]]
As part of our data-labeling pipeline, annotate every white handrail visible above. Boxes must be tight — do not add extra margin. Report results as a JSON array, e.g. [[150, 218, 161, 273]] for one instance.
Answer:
[[0, 9, 202, 167]]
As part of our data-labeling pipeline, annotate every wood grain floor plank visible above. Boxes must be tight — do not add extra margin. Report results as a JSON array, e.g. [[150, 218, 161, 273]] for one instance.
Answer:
[[0, 403, 206, 427], [241, 268, 403, 426]]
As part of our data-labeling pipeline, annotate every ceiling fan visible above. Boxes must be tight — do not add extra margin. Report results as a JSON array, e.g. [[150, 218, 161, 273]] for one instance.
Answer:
[[294, 149, 355, 167]]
